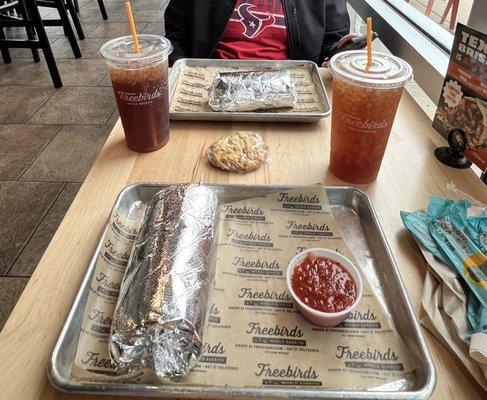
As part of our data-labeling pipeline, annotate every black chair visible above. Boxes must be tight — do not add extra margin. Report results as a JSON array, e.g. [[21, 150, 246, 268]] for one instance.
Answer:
[[1, 0, 62, 86], [38, 0, 84, 40], [73, 0, 107, 21], [0, 0, 40, 61], [0, 0, 83, 87]]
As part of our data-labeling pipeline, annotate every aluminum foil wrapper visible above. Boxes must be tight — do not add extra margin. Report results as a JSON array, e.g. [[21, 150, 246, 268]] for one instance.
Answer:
[[109, 184, 218, 381], [208, 70, 296, 112]]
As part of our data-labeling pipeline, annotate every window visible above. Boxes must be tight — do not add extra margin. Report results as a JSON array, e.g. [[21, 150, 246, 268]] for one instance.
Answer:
[[400, 0, 474, 34], [382, 0, 477, 53]]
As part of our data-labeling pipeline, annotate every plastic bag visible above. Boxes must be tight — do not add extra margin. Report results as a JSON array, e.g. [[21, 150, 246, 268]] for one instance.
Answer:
[[401, 197, 487, 334]]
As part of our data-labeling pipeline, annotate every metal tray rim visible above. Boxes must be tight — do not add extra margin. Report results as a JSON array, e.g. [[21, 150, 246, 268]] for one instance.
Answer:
[[168, 59, 331, 122], [49, 183, 436, 399]]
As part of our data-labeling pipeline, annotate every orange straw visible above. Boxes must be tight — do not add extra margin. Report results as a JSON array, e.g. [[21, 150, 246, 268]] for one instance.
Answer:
[[366, 17, 373, 70], [125, 2, 140, 53]]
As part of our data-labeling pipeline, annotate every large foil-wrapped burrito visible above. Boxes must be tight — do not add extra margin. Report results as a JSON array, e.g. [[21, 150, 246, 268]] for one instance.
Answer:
[[109, 184, 218, 381], [208, 70, 296, 112]]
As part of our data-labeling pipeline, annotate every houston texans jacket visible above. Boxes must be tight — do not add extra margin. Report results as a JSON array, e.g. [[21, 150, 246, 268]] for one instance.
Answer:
[[164, 0, 350, 66]]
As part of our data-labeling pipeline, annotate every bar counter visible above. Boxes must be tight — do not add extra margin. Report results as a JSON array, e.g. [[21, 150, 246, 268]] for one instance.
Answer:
[[0, 71, 486, 399]]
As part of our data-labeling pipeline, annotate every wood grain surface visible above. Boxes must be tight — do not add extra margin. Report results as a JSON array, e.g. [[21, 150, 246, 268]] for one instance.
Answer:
[[0, 71, 486, 400]]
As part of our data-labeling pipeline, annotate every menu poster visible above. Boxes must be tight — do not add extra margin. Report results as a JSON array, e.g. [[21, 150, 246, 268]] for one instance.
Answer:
[[432, 23, 487, 170]]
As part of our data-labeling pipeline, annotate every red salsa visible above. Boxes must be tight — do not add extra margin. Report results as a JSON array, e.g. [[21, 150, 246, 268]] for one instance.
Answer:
[[291, 254, 356, 313]]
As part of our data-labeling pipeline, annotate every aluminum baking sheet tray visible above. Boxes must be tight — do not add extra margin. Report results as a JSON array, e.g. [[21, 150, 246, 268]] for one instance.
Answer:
[[168, 59, 331, 122], [49, 184, 435, 399]]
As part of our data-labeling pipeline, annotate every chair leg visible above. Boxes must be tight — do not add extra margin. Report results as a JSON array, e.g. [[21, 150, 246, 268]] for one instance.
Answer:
[[25, 0, 62, 87], [425, 0, 435, 17], [19, 0, 41, 62], [54, 0, 81, 57], [97, 0, 108, 20], [0, 26, 13, 63], [73, 0, 79, 13], [440, 0, 453, 24], [449, 0, 459, 30], [65, 0, 84, 40]]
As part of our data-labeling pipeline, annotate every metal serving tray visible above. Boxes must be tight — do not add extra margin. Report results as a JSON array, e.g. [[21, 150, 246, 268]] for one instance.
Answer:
[[49, 184, 435, 399], [168, 59, 331, 122]]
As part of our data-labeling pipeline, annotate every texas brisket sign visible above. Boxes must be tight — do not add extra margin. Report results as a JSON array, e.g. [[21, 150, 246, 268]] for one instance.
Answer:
[[433, 23, 487, 171]]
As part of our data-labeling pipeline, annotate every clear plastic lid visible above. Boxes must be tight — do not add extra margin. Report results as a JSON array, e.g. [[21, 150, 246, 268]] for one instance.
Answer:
[[329, 50, 413, 89], [100, 34, 173, 67]]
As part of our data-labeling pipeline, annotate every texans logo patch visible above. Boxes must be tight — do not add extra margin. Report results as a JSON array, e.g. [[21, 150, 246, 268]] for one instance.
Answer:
[[237, 3, 277, 38]]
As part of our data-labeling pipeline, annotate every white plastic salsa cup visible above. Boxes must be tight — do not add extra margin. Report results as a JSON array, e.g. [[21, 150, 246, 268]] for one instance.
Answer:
[[286, 248, 363, 327]]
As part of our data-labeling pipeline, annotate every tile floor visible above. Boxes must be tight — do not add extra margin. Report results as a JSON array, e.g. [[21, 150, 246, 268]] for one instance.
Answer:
[[0, 0, 168, 330]]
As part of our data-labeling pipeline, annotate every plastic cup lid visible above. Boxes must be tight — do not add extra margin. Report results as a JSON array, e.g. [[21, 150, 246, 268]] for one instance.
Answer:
[[329, 50, 413, 88], [100, 34, 173, 65]]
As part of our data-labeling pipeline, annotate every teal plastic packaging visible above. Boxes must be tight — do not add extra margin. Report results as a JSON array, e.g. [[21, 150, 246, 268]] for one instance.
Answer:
[[401, 197, 487, 334]]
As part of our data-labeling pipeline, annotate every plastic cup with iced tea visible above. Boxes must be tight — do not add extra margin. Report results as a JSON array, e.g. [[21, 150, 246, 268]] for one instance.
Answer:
[[101, 35, 173, 153], [328, 51, 413, 184]]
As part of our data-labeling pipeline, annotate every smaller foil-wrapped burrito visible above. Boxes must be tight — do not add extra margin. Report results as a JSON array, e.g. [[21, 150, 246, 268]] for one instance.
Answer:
[[208, 70, 296, 112], [109, 184, 218, 381]]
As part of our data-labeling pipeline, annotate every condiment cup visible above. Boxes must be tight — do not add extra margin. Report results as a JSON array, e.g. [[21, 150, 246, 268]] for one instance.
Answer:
[[286, 248, 363, 327]]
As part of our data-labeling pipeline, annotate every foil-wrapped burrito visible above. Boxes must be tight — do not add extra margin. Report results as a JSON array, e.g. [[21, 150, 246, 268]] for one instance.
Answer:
[[109, 184, 218, 381], [208, 70, 296, 112]]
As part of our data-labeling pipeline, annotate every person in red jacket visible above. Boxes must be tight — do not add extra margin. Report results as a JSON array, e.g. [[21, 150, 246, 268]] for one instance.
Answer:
[[164, 0, 355, 66]]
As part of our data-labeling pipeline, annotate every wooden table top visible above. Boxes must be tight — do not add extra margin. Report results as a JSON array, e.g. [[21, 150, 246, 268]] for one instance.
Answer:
[[0, 71, 486, 400]]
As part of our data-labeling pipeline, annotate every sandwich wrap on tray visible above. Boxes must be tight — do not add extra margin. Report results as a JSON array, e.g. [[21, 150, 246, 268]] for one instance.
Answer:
[[109, 184, 218, 381], [208, 70, 296, 112]]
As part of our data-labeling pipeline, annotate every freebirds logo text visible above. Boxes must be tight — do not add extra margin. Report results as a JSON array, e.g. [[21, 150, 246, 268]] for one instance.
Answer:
[[117, 88, 162, 103], [340, 113, 388, 131]]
